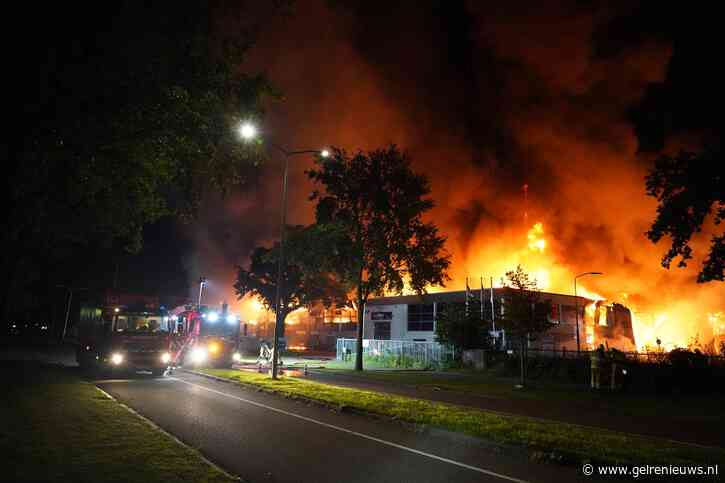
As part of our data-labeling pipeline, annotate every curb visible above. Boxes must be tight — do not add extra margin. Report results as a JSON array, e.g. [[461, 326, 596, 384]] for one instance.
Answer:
[[178, 369, 725, 470], [94, 385, 242, 482], [179, 369, 547, 466]]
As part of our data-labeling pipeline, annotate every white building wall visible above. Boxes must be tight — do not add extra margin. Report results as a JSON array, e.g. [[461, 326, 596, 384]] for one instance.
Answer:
[[365, 303, 437, 342]]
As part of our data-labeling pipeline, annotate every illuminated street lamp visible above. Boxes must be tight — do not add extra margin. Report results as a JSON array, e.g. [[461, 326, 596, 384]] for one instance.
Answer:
[[574, 271, 603, 355], [238, 121, 329, 379], [238, 122, 257, 140]]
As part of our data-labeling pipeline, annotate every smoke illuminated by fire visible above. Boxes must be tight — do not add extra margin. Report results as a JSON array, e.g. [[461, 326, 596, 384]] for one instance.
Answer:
[[181, 1, 724, 355]]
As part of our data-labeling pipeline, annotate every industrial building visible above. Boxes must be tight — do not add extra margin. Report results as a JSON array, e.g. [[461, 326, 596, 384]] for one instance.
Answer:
[[363, 289, 636, 352]]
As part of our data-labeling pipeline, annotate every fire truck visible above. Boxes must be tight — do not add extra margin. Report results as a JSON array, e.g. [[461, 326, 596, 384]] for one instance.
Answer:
[[169, 302, 242, 368], [75, 291, 172, 376]]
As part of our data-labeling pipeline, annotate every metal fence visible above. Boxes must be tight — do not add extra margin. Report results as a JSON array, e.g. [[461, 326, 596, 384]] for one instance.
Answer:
[[336, 338, 455, 368]]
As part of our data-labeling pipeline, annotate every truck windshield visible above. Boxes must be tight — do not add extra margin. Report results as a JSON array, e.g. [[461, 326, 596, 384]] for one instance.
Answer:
[[115, 315, 169, 334], [199, 321, 238, 338]]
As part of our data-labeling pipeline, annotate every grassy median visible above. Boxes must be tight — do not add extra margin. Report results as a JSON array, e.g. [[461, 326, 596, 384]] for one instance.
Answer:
[[1, 363, 237, 483], [201, 368, 725, 467]]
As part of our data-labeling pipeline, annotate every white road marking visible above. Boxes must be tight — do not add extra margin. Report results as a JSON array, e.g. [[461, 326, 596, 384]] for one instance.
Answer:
[[170, 376, 531, 483]]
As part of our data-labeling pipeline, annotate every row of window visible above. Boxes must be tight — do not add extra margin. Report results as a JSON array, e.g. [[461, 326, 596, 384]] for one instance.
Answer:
[[370, 302, 586, 335]]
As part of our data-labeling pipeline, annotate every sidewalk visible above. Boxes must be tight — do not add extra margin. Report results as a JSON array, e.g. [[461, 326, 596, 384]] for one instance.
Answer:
[[290, 369, 724, 449]]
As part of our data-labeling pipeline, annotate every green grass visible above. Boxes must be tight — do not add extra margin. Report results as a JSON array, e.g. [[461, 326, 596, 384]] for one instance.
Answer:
[[0, 364, 237, 483], [202, 368, 725, 467], [315, 367, 725, 422], [322, 358, 422, 370]]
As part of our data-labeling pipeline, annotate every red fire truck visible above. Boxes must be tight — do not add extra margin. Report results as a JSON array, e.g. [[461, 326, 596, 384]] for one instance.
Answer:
[[75, 291, 172, 376], [169, 303, 242, 368]]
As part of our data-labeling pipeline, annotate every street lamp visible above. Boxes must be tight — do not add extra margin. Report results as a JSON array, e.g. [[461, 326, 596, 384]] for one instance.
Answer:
[[238, 121, 329, 379], [574, 272, 603, 355], [238, 122, 257, 140], [198, 277, 208, 308]]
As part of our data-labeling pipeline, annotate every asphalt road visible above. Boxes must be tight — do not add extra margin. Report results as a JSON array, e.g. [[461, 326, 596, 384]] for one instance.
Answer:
[[97, 371, 590, 483]]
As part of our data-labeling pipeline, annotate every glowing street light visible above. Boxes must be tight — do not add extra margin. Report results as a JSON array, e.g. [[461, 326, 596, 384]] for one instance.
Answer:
[[238, 122, 257, 140], [574, 271, 603, 355], [236, 121, 329, 379]]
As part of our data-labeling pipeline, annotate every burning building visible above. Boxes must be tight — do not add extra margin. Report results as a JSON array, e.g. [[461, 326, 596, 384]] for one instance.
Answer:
[[362, 289, 636, 353]]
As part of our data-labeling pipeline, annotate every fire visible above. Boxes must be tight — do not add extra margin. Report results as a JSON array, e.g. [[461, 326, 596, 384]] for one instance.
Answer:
[[527, 223, 546, 252], [457, 221, 722, 353]]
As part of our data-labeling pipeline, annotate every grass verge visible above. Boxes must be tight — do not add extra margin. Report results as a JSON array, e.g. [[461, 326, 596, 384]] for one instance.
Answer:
[[316, 367, 725, 422], [201, 368, 725, 467], [0, 363, 237, 483]]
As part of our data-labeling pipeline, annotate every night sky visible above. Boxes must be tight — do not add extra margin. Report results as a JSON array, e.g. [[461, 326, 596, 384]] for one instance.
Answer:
[[181, 1, 723, 306], [15, 1, 723, 333]]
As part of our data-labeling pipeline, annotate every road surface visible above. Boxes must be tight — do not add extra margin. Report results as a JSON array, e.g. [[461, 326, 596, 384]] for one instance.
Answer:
[[97, 371, 589, 483]]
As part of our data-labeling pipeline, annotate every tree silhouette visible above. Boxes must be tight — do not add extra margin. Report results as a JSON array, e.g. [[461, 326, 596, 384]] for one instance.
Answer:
[[646, 145, 724, 282]]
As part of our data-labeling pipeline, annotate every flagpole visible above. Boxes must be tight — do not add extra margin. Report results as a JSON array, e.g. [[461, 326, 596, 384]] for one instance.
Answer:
[[465, 277, 470, 316], [480, 277, 484, 322], [490, 276, 496, 332]]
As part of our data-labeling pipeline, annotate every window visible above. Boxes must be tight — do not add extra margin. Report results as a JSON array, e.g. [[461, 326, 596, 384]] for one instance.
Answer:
[[374, 321, 391, 340], [407, 304, 434, 331], [371, 311, 392, 320]]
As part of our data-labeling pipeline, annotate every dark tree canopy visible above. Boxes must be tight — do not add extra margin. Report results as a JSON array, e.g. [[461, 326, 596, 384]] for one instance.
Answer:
[[497, 266, 553, 386], [307, 145, 451, 370], [645, 146, 724, 282], [497, 266, 553, 339], [435, 300, 491, 351], [233, 225, 348, 337], [6, 2, 283, 322], [12, 2, 272, 254]]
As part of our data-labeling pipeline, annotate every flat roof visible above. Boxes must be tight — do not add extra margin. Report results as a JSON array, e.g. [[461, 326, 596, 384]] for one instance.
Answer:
[[367, 288, 593, 306]]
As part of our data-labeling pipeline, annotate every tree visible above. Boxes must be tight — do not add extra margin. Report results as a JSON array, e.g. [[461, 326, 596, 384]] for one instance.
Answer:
[[646, 145, 725, 282], [233, 225, 348, 338], [307, 145, 451, 370], [496, 266, 553, 387], [5, 2, 283, 322], [435, 300, 491, 352]]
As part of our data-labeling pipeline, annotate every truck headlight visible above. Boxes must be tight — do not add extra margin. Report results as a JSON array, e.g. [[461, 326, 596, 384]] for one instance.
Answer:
[[111, 353, 124, 365], [191, 347, 207, 364], [232, 352, 241, 362], [161, 352, 171, 364]]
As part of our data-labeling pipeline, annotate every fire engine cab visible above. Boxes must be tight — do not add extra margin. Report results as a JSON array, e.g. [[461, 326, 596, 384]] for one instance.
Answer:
[[169, 302, 242, 368], [75, 291, 172, 376]]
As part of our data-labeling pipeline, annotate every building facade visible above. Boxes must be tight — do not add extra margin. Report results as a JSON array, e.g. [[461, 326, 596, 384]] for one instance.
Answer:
[[363, 289, 636, 352]]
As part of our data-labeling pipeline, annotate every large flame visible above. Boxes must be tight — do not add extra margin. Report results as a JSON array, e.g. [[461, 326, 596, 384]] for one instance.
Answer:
[[457, 221, 721, 353]]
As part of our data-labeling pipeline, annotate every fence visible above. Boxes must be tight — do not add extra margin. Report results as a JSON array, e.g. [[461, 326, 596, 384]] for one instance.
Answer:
[[336, 338, 455, 368]]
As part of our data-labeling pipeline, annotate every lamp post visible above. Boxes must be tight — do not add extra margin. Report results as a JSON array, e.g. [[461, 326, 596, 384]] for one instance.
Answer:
[[198, 277, 207, 308], [238, 121, 329, 379], [574, 271, 603, 355]]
